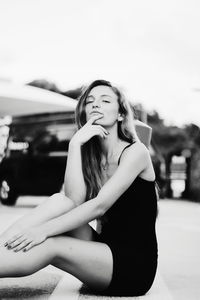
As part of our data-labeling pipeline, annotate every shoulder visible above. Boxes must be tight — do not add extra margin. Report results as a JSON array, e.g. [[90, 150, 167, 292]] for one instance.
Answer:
[[124, 141, 149, 157], [120, 141, 149, 166]]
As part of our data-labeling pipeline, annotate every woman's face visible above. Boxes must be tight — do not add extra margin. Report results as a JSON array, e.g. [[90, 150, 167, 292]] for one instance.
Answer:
[[84, 85, 120, 127]]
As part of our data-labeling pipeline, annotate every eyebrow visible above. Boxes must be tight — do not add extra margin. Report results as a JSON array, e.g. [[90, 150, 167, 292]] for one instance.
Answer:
[[87, 94, 112, 99], [100, 94, 112, 98], [86, 95, 95, 101]]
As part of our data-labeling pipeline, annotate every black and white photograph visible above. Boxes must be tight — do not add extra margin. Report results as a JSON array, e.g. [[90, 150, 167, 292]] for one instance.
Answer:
[[0, 0, 200, 299]]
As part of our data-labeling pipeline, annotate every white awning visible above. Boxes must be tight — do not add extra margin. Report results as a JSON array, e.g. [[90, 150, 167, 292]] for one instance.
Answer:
[[0, 82, 77, 117]]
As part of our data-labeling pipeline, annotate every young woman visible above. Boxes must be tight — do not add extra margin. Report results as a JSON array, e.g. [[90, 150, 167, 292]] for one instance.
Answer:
[[0, 80, 158, 296]]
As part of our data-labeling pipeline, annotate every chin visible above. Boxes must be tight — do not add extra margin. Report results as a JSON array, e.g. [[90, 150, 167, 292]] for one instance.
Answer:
[[94, 119, 105, 125]]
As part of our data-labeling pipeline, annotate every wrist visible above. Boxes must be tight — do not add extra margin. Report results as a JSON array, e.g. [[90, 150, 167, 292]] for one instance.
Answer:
[[69, 139, 82, 148]]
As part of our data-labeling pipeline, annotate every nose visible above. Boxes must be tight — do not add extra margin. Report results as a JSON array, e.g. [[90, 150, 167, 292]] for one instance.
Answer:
[[92, 100, 100, 108]]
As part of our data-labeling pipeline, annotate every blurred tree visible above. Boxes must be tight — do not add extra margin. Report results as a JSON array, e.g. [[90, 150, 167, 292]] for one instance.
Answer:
[[149, 114, 188, 197], [148, 111, 200, 201], [61, 87, 82, 99], [27, 79, 82, 100], [184, 123, 200, 147], [147, 110, 164, 126], [27, 79, 60, 93], [183, 123, 200, 200]]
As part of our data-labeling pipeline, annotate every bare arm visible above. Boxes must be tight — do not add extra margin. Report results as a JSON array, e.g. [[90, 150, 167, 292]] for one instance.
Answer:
[[39, 142, 149, 237], [0, 193, 75, 242], [64, 140, 87, 205], [4, 142, 151, 250], [64, 114, 108, 206]]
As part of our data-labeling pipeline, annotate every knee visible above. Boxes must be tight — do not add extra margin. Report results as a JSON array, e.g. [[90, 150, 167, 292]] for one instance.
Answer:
[[49, 193, 75, 208], [49, 192, 65, 201]]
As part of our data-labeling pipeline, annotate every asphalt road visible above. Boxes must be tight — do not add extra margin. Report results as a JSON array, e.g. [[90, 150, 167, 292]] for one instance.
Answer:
[[0, 196, 200, 299]]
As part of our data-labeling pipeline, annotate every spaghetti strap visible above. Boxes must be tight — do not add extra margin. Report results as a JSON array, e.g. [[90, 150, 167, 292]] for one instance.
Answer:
[[117, 142, 135, 165]]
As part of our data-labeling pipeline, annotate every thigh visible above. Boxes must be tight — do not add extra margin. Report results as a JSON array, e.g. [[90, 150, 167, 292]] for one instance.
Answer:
[[0, 238, 55, 277], [0, 234, 113, 291], [66, 223, 94, 241], [52, 235, 113, 292]]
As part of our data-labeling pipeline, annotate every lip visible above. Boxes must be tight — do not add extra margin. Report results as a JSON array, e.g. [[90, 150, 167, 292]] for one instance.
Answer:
[[90, 111, 104, 116]]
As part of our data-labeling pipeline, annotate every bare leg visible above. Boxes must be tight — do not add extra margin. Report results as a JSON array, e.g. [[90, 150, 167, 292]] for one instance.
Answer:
[[34, 193, 94, 241], [52, 236, 113, 291], [0, 193, 91, 242], [0, 239, 55, 277], [0, 193, 109, 290], [3, 193, 74, 231], [0, 236, 113, 292]]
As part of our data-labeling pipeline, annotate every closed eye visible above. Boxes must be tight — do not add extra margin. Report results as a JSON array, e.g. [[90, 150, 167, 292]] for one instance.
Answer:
[[86, 95, 95, 104], [85, 100, 94, 104]]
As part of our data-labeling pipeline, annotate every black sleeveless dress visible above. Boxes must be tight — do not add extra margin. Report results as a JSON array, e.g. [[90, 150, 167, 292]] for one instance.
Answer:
[[92, 144, 158, 296]]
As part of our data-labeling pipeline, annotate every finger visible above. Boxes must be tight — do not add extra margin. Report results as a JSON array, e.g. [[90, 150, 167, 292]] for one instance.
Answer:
[[5, 234, 23, 247], [7, 237, 26, 249], [94, 125, 109, 135], [93, 128, 107, 139], [102, 133, 108, 139], [93, 127, 109, 137], [23, 242, 35, 252], [86, 114, 103, 125], [13, 240, 31, 252], [99, 133, 106, 139]]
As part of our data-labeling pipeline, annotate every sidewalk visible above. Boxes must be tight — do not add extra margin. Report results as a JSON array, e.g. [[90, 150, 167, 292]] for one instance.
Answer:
[[51, 199, 200, 299], [155, 199, 200, 300], [0, 199, 200, 299]]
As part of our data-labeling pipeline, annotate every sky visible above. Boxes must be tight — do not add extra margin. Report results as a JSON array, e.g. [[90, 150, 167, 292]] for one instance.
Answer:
[[0, 0, 200, 127]]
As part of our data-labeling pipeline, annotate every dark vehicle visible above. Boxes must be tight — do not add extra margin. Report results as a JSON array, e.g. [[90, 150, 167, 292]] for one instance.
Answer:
[[0, 110, 166, 205], [0, 112, 76, 205]]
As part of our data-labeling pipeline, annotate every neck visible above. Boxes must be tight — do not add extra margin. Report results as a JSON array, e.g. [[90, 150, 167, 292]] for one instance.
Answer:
[[99, 125, 121, 160]]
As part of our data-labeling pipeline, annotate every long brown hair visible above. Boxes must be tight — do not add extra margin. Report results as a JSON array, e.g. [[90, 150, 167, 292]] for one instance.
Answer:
[[75, 79, 138, 200]]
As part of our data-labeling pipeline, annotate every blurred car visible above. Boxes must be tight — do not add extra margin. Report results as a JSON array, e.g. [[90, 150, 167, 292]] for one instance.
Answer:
[[0, 124, 10, 163], [0, 109, 164, 205], [0, 112, 76, 205]]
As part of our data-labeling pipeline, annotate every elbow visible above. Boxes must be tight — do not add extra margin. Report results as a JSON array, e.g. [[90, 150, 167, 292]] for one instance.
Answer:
[[64, 191, 86, 207], [94, 198, 107, 218], [97, 207, 105, 218]]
